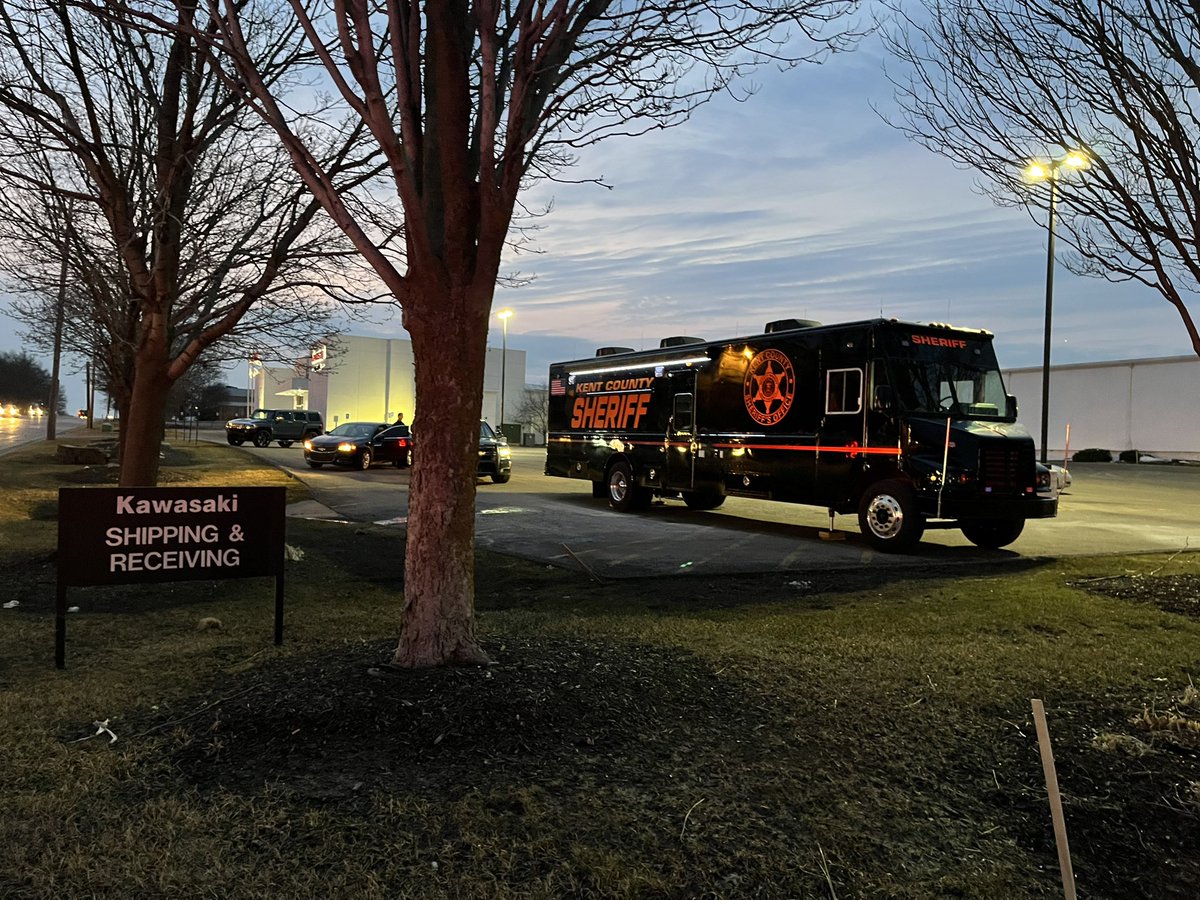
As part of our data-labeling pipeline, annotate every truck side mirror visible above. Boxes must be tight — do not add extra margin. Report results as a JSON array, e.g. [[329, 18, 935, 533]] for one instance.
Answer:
[[872, 385, 895, 413], [1006, 394, 1018, 419]]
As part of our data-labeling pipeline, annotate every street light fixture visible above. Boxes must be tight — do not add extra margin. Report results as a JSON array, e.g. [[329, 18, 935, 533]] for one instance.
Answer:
[[496, 308, 514, 434], [1025, 150, 1089, 465]]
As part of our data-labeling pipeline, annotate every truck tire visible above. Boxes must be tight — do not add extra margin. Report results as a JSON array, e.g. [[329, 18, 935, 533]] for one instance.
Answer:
[[960, 518, 1025, 549], [492, 469, 511, 484], [607, 460, 649, 512], [683, 490, 725, 510], [253, 430, 272, 448], [277, 440, 294, 448], [858, 479, 924, 552]]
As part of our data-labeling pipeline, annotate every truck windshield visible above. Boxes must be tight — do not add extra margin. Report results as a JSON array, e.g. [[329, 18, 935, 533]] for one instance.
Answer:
[[885, 351, 1009, 418]]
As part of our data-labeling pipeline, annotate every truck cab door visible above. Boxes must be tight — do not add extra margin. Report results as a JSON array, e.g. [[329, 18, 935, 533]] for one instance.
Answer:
[[665, 371, 696, 491], [816, 367, 866, 506]]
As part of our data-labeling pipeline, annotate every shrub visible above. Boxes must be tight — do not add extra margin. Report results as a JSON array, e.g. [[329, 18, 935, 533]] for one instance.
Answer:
[[1073, 448, 1113, 463]]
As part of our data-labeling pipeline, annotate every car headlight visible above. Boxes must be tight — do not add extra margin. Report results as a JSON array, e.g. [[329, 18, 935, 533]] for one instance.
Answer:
[[303, 439, 313, 451], [337, 442, 355, 453]]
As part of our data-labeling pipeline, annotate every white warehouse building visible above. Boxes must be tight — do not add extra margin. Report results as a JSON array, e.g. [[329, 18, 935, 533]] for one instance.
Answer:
[[250, 334, 527, 438], [1003, 355, 1200, 461]]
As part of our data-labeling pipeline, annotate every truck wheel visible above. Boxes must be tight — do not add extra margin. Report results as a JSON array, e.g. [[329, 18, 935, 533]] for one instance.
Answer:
[[253, 430, 272, 448], [492, 469, 511, 484], [359, 449, 372, 470], [608, 460, 649, 512], [683, 490, 725, 510], [858, 480, 924, 552], [277, 440, 293, 448], [960, 518, 1025, 549]]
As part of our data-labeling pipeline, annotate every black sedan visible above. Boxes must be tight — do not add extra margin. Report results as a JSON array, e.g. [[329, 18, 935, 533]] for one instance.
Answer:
[[303, 422, 412, 470]]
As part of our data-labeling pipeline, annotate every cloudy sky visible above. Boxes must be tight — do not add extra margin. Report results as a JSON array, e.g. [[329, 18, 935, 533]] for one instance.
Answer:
[[2, 29, 1192, 411]]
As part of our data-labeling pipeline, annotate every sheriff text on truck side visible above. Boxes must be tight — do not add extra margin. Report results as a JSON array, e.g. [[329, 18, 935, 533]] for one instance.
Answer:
[[544, 317, 1058, 552]]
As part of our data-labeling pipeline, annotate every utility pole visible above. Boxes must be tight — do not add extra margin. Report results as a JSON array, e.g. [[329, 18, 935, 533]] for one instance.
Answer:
[[46, 234, 68, 441]]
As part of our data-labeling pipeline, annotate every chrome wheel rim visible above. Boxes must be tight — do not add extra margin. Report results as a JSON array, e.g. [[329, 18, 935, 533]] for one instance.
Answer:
[[866, 494, 904, 540], [610, 470, 628, 504]]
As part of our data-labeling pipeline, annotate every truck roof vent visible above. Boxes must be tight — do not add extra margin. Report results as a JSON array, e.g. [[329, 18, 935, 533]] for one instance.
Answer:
[[659, 335, 705, 348], [595, 346, 635, 357], [765, 318, 821, 333]]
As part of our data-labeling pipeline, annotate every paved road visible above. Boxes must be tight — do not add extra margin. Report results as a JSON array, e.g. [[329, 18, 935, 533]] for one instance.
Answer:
[[0, 416, 84, 456], [204, 431, 1200, 578]]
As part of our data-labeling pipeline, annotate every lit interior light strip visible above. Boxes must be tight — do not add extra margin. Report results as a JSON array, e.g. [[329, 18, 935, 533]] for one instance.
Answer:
[[568, 355, 711, 377]]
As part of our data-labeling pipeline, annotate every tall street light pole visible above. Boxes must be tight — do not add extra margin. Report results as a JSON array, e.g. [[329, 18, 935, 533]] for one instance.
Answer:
[[497, 308, 514, 434], [1025, 151, 1088, 465]]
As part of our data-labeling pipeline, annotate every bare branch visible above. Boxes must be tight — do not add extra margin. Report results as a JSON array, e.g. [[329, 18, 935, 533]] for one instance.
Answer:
[[880, 0, 1200, 355]]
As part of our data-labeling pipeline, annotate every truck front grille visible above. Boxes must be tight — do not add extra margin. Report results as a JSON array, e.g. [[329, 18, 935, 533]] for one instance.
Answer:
[[978, 443, 1034, 494]]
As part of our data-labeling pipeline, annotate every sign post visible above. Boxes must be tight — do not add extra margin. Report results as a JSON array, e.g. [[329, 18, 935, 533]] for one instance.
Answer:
[[56, 486, 287, 669]]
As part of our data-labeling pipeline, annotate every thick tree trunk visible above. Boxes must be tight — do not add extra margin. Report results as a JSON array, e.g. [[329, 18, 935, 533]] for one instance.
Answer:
[[391, 287, 491, 668], [118, 338, 172, 487]]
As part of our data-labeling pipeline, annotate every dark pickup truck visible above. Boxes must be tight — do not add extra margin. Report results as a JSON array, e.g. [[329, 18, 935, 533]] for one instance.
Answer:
[[226, 409, 324, 448]]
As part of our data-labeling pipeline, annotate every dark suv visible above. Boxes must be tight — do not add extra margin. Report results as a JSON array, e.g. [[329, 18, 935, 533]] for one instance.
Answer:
[[400, 420, 512, 482], [476, 420, 512, 483], [226, 409, 324, 448]]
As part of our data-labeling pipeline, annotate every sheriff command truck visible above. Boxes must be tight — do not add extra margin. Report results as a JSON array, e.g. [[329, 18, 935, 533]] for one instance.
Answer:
[[545, 317, 1058, 552]]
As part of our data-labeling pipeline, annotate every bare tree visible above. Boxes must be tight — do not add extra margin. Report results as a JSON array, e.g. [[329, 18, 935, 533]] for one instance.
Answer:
[[178, 0, 861, 668], [0, 1, 387, 484], [881, 0, 1200, 354], [515, 386, 549, 440], [0, 165, 353, 456]]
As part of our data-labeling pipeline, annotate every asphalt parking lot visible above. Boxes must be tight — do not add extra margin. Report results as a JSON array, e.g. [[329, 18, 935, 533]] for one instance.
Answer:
[[216, 436, 1200, 578]]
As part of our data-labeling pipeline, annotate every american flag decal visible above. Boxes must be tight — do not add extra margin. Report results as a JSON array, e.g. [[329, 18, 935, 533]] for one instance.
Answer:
[[550, 377, 566, 396]]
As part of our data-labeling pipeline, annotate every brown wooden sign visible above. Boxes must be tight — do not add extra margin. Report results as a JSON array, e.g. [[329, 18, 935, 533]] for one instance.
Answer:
[[56, 486, 287, 667]]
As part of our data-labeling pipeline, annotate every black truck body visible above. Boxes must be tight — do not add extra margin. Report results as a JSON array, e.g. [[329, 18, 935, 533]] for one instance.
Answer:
[[545, 318, 1057, 551]]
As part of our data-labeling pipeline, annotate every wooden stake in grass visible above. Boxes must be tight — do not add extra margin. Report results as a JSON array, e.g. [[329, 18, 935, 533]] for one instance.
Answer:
[[561, 543, 605, 583], [1031, 699, 1077, 900]]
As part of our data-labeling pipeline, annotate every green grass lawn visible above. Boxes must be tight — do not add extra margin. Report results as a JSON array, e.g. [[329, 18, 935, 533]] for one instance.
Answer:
[[1, 435, 1197, 898]]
